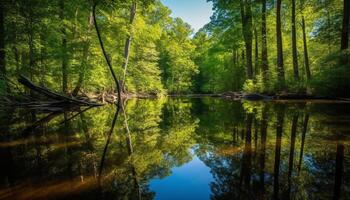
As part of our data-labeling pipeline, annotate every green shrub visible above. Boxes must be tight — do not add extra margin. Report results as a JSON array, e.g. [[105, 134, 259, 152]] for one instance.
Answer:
[[310, 50, 350, 97]]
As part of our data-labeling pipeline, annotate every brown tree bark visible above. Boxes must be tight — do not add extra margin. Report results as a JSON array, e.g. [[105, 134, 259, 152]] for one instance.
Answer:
[[121, 0, 137, 92], [291, 0, 299, 80], [341, 0, 350, 50], [276, 0, 285, 88], [240, 0, 253, 79], [302, 16, 311, 80]]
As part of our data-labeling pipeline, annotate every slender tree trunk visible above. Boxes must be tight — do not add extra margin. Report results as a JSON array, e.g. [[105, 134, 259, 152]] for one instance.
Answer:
[[0, 0, 5, 75], [301, 16, 311, 80], [240, 0, 253, 79], [28, 10, 34, 81], [92, 2, 121, 103], [254, 27, 259, 77], [60, 0, 68, 93], [276, 0, 285, 88], [341, 0, 350, 50], [72, 11, 94, 96], [291, 0, 299, 80], [121, 0, 137, 92], [261, 0, 268, 82]]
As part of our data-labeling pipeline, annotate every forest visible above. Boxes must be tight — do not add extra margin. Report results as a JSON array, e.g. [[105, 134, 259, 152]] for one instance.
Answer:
[[0, 0, 349, 103], [0, 1, 350, 199]]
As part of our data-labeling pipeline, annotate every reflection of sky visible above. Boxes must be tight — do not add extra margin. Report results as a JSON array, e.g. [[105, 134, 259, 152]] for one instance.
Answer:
[[160, 0, 213, 33], [150, 155, 214, 200]]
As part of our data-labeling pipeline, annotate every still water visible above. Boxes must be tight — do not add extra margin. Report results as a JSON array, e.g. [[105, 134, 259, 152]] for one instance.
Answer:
[[0, 98, 349, 200]]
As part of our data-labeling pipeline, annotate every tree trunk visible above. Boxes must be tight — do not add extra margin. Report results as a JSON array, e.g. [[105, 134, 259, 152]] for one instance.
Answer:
[[261, 0, 268, 82], [121, 0, 137, 92], [0, 0, 5, 75], [92, 2, 121, 103], [240, 0, 253, 79], [28, 7, 34, 81], [291, 0, 299, 80], [302, 16, 311, 80], [72, 11, 94, 96], [60, 0, 68, 94], [254, 27, 259, 77], [341, 0, 350, 50], [276, 0, 285, 88]]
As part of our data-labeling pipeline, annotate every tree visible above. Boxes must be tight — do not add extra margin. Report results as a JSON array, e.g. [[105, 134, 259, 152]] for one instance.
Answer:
[[240, 0, 253, 79], [60, 0, 68, 93], [276, 0, 285, 88], [121, 0, 137, 92], [0, 0, 5, 75], [302, 16, 311, 80], [291, 0, 299, 80], [341, 0, 349, 50], [261, 0, 268, 82]]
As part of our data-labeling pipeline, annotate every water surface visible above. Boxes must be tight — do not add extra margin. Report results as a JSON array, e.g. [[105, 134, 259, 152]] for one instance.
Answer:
[[0, 98, 349, 200]]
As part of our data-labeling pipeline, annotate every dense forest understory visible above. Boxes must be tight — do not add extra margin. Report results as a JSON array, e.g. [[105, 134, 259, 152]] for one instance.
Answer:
[[0, 0, 349, 106]]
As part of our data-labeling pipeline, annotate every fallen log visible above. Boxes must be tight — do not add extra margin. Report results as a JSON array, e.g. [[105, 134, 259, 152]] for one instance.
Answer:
[[17, 75, 101, 106]]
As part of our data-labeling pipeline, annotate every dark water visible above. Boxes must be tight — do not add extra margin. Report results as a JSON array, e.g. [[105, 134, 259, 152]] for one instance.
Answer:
[[0, 98, 349, 200]]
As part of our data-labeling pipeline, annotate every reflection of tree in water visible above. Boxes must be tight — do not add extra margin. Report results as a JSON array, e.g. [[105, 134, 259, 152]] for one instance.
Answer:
[[0, 100, 349, 199], [0, 98, 200, 200], [195, 100, 350, 200]]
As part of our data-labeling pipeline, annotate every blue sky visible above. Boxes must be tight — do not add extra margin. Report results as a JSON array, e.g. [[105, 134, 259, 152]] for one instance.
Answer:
[[160, 0, 213, 33]]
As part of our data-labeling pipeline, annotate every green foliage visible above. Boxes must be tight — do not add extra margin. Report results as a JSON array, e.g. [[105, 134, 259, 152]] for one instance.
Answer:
[[310, 50, 350, 97]]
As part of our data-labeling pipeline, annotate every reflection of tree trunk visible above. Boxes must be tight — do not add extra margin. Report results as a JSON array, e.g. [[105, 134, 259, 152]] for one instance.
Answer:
[[259, 106, 268, 196], [288, 114, 298, 198], [99, 106, 120, 177], [122, 103, 141, 200], [254, 118, 258, 156], [0, 109, 14, 186], [333, 143, 344, 200], [240, 113, 253, 194], [298, 114, 309, 172], [274, 107, 285, 199]]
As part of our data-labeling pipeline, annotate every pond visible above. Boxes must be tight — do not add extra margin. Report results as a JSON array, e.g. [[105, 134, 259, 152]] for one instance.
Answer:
[[0, 98, 349, 200]]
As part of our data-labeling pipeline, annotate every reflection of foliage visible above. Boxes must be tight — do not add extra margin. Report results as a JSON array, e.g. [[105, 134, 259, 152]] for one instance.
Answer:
[[0, 99, 350, 199]]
